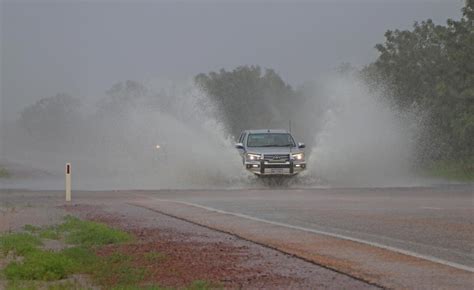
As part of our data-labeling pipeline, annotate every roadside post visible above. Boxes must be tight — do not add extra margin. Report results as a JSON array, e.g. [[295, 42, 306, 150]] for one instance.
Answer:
[[65, 163, 71, 202]]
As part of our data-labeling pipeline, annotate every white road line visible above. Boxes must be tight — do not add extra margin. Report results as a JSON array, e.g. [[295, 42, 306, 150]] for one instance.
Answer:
[[420, 206, 443, 210], [151, 198, 474, 273]]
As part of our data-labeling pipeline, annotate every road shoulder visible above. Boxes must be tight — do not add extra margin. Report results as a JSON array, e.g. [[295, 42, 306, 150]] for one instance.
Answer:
[[131, 198, 473, 289]]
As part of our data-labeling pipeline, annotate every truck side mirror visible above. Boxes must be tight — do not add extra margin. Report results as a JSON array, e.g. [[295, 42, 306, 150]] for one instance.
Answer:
[[298, 142, 306, 149], [235, 143, 244, 149]]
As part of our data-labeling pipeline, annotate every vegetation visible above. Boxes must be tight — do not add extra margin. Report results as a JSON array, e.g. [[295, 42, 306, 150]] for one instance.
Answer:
[[13, 3, 471, 181], [362, 2, 474, 172], [195, 66, 300, 137], [58, 216, 131, 246], [0, 167, 10, 178], [19, 93, 82, 139], [5, 280, 86, 290], [0, 233, 42, 256], [424, 160, 474, 182], [4, 250, 76, 281], [1, 217, 212, 289]]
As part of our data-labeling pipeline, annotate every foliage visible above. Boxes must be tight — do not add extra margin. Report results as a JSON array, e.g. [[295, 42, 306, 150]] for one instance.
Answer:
[[24, 224, 61, 240], [2, 216, 132, 285], [93, 252, 145, 287], [144, 251, 167, 263], [6, 280, 85, 290], [4, 251, 75, 281], [362, 2, 474, 164], [3, 217, 216, 289], [424, 159, 474, 181], [195, 65, 299, 137], [0, 167, 10, 178], [38, 229, 61, 240], [19, 93, 82, 139], [61, 246, 98, 272], [0, 233, 42, 256], [59, 216, 132, 246], [97, 80, 149, 116]]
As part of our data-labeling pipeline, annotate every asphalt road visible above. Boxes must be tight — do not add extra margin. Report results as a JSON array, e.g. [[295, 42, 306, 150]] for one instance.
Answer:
[[145, 185, 474, 270], [1, 185, 473, 288]]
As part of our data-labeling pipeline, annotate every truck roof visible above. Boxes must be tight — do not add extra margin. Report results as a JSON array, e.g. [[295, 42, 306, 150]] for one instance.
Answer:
[[244, 129, 290, 134]]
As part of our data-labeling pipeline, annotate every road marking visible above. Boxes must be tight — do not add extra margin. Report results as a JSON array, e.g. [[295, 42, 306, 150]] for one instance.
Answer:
[[152, 198, 474, 273]]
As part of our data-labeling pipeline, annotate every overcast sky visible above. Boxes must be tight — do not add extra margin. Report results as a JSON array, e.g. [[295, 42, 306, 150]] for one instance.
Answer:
[[1, 0, 464, 120]]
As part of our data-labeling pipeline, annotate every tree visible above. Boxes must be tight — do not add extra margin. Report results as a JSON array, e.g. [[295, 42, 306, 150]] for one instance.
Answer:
[[19, 93, 82, 139], [195, 66, 298, 137], [363, 1, 473, 163], [97, 80, 148, 116]]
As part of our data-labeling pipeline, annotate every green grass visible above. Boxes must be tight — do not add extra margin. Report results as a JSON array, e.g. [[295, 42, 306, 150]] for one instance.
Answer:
[[1, 217, 213, 290], [144, 251, 166, 263], [0, 167, 10, 178], [0, 233, 42, 256], [185, 281, 215, 290], [425, 160, 474, 182], [109, 280, 214, 290], [4, 251, 75, 281], [23, 225, 40, 233], [2, 216, 132, 286], [6, 280, 86, 290], [39, 230, 61, 240], [59, 216, 132, 246], [93, 252, 145, 287], [61, 246, 98, 272], [24, 224, 61, 240]]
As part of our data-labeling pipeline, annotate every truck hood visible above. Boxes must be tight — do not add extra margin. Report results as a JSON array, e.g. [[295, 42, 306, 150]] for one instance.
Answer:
[[246, 147, 303, 155]]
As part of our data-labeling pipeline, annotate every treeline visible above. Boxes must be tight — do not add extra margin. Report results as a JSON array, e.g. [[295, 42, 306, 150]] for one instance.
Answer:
[[195, 66, 301, 137], [362, 2, 473, 166], [17, 2, 472, 171], [196, 3, 473, 169], [19, 81, 150, 141]]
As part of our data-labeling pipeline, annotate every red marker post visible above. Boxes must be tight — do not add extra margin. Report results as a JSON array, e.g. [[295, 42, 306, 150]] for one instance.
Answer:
[[65, 163, 71, 202]]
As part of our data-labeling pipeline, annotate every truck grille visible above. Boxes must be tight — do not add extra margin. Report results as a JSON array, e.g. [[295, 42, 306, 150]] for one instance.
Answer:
[[264, 154, 290, 162]]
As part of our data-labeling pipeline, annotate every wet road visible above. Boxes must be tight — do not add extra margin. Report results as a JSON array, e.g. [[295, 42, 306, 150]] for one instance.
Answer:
[[1, 185, 473, 288], [147, 185, 474, 270]]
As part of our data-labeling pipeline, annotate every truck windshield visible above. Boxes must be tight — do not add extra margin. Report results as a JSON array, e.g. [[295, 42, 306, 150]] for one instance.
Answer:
[[247, 133, 295, 147]]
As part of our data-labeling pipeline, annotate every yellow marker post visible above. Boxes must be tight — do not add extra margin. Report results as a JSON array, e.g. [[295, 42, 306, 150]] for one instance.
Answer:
[[65, 163, 71, 202]]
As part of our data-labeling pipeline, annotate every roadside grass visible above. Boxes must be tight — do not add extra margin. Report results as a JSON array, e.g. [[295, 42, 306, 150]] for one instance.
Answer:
[[425, 160, 474, 182], [4, 250, 75, 281], [1, 216, 213, 289], [58, 216, 132, 246], [60, 246, 97, 273], [0, 233, 42, 256], [111, 280, 215, 290], [94, 252, 145, 287], [144, 251, 167, 263], [24, 224, 61, 240], [0, 167, 10, 178], [38, 229, 61, 240], [6, 279, 86, 290]]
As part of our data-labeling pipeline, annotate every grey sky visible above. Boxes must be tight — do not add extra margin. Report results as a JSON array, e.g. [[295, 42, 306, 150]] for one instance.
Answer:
[[1, 0, 464, 120]]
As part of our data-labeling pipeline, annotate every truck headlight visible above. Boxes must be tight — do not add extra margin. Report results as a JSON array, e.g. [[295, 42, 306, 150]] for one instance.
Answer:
[[292, 153, 304, 160], [246, 153, 262, 161]]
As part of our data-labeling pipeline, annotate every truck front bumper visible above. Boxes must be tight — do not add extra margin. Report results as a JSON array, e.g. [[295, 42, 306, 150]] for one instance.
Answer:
[[245, 160, 306, 176]]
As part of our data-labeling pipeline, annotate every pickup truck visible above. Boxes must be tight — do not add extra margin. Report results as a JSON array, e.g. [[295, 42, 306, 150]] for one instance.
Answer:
[[235, 129, 306, 176]]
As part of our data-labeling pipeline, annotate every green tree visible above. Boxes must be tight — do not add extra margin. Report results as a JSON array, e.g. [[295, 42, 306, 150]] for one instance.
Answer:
[[363, 1, 473, 164], [195, 66, 298, 137]]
